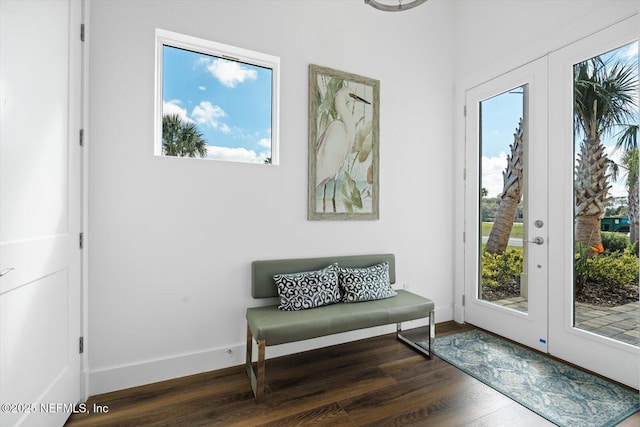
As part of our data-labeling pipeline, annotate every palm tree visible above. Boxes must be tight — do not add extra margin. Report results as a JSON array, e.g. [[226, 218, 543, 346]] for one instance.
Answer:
[[573, 57, 637, 250], [162, 114, 208, 158], [623, 148, 639, 243], [485, 119, 524, 254], [611, 125, 639, 243]]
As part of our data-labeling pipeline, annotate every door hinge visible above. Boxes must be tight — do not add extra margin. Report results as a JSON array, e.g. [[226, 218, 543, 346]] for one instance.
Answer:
[[79, 336, 84, 354], [79, 232, 84, 249], [463, 231, 466, 242], [462, 294, 465, 306], [463, 105, 467, 117], [80, 24, 85, 42], [79, 129, 84, 146]]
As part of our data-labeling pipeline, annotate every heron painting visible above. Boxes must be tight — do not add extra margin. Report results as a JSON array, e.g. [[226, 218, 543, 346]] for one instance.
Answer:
[[308, 65, 380, 220]]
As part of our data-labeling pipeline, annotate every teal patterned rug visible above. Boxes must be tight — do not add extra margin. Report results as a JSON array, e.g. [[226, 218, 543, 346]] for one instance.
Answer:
[[429, 329, 639, 427]]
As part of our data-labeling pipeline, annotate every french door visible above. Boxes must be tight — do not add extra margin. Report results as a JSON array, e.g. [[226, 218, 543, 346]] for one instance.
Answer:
[[548, 16, 639, 390], [464, 15, 639, 389], [464, 57, 549, 354]]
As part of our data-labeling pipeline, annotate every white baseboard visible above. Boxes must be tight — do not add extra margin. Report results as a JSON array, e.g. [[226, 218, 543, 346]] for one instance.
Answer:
[[434, 305, 453, 325], [89, 307, 453, 396], [89, 345, 245, 396]]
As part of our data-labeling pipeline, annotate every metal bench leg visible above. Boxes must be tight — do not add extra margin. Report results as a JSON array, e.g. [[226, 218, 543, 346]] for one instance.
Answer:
[[246, 326, 266, 403], [396, 310, 435, 359], [429, 310, 435, 357]]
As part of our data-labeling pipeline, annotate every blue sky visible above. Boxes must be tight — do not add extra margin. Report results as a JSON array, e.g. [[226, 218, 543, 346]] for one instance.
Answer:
[[162, 45, 273, 163], [481, 41, 638, 198], [480, 87, 525, 198]]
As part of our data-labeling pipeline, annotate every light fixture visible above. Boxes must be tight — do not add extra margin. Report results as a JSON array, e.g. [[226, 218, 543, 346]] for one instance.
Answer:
[[365, 0, 428, 12]]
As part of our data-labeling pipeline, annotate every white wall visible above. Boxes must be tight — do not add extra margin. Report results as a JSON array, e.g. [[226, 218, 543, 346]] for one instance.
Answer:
[[453, 0, 638, 83], [86, 0, 639, 398], [87, 0, 456, 395], [451, 0, 639, 322]]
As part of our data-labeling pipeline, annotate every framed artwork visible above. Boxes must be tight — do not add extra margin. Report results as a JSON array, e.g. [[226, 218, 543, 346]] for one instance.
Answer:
[[308, 64, 380, 220]]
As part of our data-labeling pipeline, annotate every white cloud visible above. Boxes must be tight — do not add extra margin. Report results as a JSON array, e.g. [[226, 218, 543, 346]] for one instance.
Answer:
[[198, 86, 207, 91], [258, 138, 271, 148], [204, 58, 257, 88], [207, 145, 268, 163], [191, 101, 230, 133], [482, 152, 507, 198], [163, 99, 194, 123], [620, 41, 638, 60]]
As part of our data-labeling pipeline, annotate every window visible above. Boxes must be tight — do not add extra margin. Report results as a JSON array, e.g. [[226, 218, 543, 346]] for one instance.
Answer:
[[155, 29, 280, 164]]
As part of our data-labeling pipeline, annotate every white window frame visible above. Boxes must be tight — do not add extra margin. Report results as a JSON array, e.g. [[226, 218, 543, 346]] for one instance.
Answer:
[[154, 28, 280, 164]]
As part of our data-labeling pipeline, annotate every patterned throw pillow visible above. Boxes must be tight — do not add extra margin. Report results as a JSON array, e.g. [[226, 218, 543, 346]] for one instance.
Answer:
[[274, 263, 342, 311], [338, 262, 397, 303]]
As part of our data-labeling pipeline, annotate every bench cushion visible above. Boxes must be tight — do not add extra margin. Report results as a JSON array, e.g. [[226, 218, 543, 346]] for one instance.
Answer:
[[246, 289, 434, 346]]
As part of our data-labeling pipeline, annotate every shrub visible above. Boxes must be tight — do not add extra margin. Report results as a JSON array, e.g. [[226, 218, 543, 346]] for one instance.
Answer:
[[483, 243, 638, 294], [574, 243, 591, 292], [601, 231, 630, 253], [587, 248, 639, 291], [575, 245, 638, 292], [481, 248, 523, 288]]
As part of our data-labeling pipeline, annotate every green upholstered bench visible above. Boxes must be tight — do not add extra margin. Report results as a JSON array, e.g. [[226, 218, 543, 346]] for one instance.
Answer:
[[245, 253, 435, 402]]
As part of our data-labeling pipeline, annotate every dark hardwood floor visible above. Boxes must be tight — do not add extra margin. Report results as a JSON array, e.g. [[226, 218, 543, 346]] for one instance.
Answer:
[[65, 322, 639, 426]]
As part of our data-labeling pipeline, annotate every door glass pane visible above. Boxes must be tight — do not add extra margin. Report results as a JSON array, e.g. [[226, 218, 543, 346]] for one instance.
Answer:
[[479, 85, 528, 313], [573, 41, 639, 346]]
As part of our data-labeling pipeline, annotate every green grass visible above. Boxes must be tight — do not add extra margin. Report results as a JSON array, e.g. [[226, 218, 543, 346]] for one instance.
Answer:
[[482, 222, 523, 239]]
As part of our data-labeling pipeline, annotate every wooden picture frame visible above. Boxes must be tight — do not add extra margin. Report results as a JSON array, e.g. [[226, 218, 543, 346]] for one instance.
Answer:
[[308, 65, 380, 220]]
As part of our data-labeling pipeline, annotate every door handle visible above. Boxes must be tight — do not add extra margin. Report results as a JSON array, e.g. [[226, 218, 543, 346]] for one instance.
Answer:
[[0, 268, 15, 277], [527, 237, 544, 245]]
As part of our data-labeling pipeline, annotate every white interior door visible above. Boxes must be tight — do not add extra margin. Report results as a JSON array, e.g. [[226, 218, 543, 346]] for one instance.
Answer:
[[0, 1, 83, 425], [548, 15, 639, 390], [464, 57, 549, 353]]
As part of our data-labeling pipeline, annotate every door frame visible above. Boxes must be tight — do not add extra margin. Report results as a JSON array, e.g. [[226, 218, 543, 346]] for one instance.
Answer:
[[80, 0, 90, 402]]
